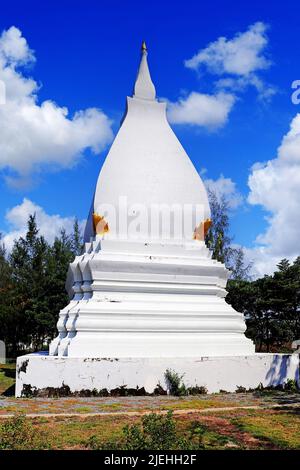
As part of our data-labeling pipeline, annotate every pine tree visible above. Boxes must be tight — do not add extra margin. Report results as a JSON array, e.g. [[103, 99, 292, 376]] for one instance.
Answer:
[[205, 189, 232, 264], [9, 215, 52, 351], [0, 235, 16, 356], [227, 247, 253, 281], [205, 189, 251, 279], [1, 215, 84, 356], [46, 228, 75, 335], [227, 258, 300, 352], [70, 218, 83, 256]]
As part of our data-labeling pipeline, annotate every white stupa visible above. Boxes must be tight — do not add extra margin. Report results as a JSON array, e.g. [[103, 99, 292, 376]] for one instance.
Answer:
[[15, 44, 299, 396], [49, 42, 254, 358]]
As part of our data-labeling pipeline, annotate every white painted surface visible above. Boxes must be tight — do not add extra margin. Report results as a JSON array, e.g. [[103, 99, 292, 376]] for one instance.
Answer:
[[84, 45, 210, 242], [49, 239, 255, 357], [50, 46, 254, 358], [134, 46, 156, 100], [15, 353, 300, 397]]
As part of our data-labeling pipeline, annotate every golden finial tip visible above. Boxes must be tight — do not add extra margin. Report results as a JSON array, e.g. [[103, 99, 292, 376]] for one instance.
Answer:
[[141, 40, 147, 52]]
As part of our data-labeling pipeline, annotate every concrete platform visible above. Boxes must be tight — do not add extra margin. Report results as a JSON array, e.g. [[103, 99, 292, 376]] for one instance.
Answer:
[[15, 353, 299, 397]]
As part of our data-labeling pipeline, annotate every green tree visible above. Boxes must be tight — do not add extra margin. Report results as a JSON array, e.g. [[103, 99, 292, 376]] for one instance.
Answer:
[[226, 258, 300, 352], [205, 191, 299, 352], [227, 247, 252, 281], [70, 218, 83, 256], [45, 227, 78, 333], [3, 216, 83, 355], [205, 189, 251, 280], [205, 189, 232, 265], [9, 215, 52, 352], [0, 235, 18, 356]]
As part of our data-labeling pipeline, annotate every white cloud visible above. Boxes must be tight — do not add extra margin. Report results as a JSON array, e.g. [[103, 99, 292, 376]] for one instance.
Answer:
[[170, 22, 274, 131], [0, 26, 113, 186], [215, 75, 276, 102], [2, 198, 85, 251], [167, 91, 236, 129], [0, 26, 35, 65], [204, 174, 243, 209], [185, 22, 270, 76], [247, 114, 300, 276], [185, 22, 274, 101]]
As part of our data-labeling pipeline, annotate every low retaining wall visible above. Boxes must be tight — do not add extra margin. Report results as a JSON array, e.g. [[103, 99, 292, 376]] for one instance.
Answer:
[[15, 353, 299, 397]]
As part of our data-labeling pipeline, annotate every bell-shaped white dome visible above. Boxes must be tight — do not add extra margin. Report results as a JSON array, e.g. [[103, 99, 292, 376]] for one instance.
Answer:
[[49, 44, 255, 362], [84, 43, 210, 242]]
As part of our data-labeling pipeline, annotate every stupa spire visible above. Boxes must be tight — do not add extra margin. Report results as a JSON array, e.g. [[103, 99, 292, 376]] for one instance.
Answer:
[[133, 41, 156, 100]]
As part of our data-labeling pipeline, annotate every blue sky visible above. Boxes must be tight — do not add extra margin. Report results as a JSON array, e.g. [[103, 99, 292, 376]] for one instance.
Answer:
[[0, 0, 300, 276]]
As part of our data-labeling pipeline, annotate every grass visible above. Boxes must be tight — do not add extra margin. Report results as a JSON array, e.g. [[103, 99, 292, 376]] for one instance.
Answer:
[[40, 415, 138, 449], [158, 398, 233, 411], [97, 403, 123, 411], [0, 363, 15, 395], [0, 408, 299, 450], [74, 406, 93, 414], [232, 410, 300, 449]]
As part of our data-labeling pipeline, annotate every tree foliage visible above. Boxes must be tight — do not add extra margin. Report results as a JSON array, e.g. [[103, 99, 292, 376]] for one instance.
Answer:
[[206, 189, 300, 351], [0, 215, 82, 357], [226, 258, 300, 351], [205, 189, 252, 280]]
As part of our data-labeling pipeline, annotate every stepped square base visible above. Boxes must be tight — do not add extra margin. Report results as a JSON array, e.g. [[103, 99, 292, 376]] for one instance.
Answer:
[[15, 353, 299, 397]]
